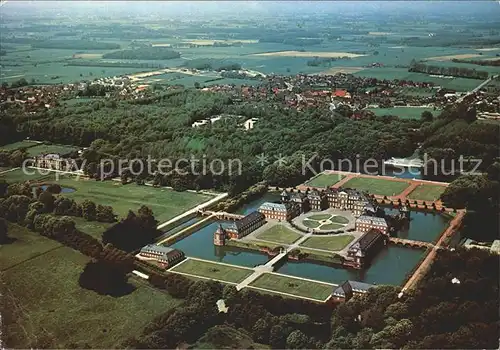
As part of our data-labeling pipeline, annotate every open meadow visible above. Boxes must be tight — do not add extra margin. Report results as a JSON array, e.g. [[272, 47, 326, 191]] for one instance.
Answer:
[[408, 184, 447, 202], [1, 224, 181, 348], [36, 175, 212, 223], [306, 173, 346, 188]]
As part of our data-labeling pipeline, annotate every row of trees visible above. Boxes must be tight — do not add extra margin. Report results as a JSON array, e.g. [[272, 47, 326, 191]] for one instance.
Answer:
[[409, 60, 489, 79], [452, 58, 500, 67]]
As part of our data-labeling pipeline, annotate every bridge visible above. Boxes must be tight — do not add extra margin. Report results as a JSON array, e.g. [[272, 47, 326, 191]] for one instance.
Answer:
[[383, 157, 424, 169], [389, 237, 433, 249], [236, 231, 313, 290], [200, 210, 245, 221]]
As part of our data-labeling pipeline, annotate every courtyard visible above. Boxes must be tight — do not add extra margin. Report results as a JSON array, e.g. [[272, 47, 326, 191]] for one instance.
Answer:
[[300, 235, 355, 252], [292, 208, 357, 233]]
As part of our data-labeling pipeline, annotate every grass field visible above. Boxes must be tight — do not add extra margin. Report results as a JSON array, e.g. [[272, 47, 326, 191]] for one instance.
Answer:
[[308, 214, 332, 221], [0, 141, 40, 151], [320, 223, 345, 230], [1, 224, 181, 348], [0, 167, 52, 183], [306, 173, 345, 188], [300, 235, 354, 251], [38, 175, 212, 223], [408, 184, 446, 202], [0, 223, 62, 270], [302, 219, 320, 229], [330, 216, 350, 224], [249, 273, 333, 301], [343, 177, 410, 196], [73, 217, 114, 241], [255, 224, 302, 245], [367, 107, 439, 119], [170, 258, 253, 283], [27, 144, 79, 157]]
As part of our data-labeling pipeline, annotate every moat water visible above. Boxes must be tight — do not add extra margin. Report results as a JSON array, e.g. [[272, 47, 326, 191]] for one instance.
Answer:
[[168, 193, 449, 286]]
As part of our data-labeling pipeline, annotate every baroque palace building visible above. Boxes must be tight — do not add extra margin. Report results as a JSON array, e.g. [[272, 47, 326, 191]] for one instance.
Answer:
[[137, 244, 185, 269]]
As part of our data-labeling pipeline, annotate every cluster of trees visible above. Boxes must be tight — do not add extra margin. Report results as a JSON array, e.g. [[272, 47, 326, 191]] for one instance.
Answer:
[[420, 102, 499, 180], [102, 205, 159, 252], [220, 71, 261, 80], [9, 78, 29, 88], [77, 84, 115, 97], [216, 181, 267, 212], [409, 60, 489, 80], [452, 58, 500, 67], [259, 36, 323, 46], [32, 40, 120, 50], [307, 56, 352, 66], [79, 258, 134, 296], [0, 148, 29, 167], [102, 47, 180, 60], [183, 58, 241, 71]]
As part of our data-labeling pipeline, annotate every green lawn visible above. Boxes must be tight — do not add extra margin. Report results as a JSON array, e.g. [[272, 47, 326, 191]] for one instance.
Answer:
[[367, 107, 439, 120], [249, 273, 333, 301], [302, 219, 320, 229], [2, 225, 181, 349], [27, 144, 79, 157], [255, 224, 303, 244], [343, 177, 410, 196], [170, 258, 253, 284], [306, 173, 345, 188], [408, 184, 446, 202], [0, 167, 52, 183], [330, 215, 350, 224], [0, 140, 40, 151], [318, 223, 345, 231], [37, 175, 212, 223], [73, 217, 114, 241], [301, 235, 355, 251], [308, 214, 332, 221]]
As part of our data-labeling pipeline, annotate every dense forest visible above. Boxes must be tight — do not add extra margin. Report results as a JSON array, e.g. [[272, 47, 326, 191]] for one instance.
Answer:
[[102, 47, 181, 60]]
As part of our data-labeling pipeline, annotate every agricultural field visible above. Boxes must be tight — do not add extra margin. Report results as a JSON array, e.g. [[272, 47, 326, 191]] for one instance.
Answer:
[[249, 273, 333, 301], [170, 258, 253, 284], [366, 107, 440, 120], [255, 224, 303, 245], [408, 184, 447, 202], [343, 177, 410, 196], [1, 224, 181, 348], [300, 235, 355, 252], [0, 140, 40, 151], [36, 175, 213, 223], [305, 173, 345, 188]]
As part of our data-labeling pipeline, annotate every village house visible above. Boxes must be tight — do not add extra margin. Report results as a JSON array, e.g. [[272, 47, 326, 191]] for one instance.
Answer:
[[344, 229, 388, 269], [330, 280, 375, 302], [137, 244, 185, 269]]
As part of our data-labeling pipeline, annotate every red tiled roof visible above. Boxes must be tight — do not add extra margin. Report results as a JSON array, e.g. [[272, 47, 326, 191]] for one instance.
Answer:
[[333, 89, 347, 97]]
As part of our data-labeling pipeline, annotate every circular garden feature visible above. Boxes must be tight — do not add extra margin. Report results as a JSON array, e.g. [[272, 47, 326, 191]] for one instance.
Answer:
[[302, 213, 350, 232]]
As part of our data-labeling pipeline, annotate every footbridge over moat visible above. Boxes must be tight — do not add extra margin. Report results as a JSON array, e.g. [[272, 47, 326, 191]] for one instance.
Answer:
[[389, 237, 434, 249], [236, 231, 313, 290], [200, 210, 245, 221]]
